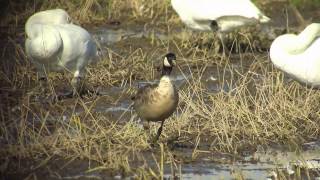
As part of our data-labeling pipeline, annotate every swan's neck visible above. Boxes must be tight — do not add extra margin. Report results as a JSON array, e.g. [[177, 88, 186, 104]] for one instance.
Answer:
[[284, 24, 320, 54], [171, 0, 179, 9]]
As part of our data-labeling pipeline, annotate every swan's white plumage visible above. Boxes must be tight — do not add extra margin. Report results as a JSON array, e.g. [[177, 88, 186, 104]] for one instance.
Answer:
[[25, 9, 71, 36], [25, 9, 97, 81], [270, 23, 320, 87], [171, 0, 270, 32]]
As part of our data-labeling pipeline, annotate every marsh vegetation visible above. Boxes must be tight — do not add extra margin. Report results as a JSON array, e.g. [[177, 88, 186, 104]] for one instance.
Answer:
[[1, 0, 320, 179]]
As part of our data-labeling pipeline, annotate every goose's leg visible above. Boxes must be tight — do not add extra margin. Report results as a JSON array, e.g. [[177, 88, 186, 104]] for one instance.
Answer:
[[154, 120, 165, 141]]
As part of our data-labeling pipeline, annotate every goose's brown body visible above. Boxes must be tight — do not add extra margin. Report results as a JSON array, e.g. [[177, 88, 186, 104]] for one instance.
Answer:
[[133, 76, 179, 122], [132, 53, 178, 141]]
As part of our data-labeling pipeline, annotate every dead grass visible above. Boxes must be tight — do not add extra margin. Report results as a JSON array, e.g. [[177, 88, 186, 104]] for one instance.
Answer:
[[1, 0, 320, 179], [169, 53, 320, 152], [2, 36, 320, 178], [1, 0, 173, 27]]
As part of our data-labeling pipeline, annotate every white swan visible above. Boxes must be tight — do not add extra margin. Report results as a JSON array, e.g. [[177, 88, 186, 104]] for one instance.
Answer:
[[270, 23, 320, 87], [171, 0, 270, 53], [25, 9, 98, 97]]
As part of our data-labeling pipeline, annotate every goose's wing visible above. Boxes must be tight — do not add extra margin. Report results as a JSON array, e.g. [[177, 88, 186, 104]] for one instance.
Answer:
[[131, 83, 158, 103], [26, 24, 62, 61]]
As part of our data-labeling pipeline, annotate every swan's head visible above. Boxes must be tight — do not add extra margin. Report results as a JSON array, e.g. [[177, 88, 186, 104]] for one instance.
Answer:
[[25, 9, 72, 38], [270, 34, 293, 53], [36, 9, 72, 25], [270, 33, 299, 68], [304, 23, 320, 36], [50, 9, 72, 24], [270, 23, 320, 65]]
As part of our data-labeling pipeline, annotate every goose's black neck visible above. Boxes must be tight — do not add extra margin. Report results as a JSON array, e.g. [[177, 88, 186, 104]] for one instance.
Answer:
[[161, 66, 172, 76]]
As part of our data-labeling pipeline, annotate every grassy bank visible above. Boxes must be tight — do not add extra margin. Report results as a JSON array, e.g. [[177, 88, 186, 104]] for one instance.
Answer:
[[2, 37, 320, 178], [1, 0, 320, 179]]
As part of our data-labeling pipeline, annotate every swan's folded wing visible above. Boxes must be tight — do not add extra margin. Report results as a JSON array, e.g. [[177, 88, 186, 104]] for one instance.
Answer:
[[26, 24, 62, 61], [188, 0, 267, 22]]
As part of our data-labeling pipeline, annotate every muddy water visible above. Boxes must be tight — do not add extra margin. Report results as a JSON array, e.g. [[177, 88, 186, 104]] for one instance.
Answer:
[[8, 143, 319, 179], [3, 2, 320, 179], [165, 144, 320, 179]]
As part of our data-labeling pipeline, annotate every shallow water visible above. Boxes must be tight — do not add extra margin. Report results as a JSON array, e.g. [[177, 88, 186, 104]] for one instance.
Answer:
[[7, 143, 319, 179], [93, 26, 173, 45], [2, 2, 320, 179]]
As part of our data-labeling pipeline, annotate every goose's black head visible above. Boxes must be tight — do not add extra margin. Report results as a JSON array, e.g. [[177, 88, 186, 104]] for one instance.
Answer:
[[162, 53, 176, 76]]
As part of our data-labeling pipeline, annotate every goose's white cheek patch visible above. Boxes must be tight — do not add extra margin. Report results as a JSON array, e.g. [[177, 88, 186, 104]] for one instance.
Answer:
[[163, 57, 171, 67]]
